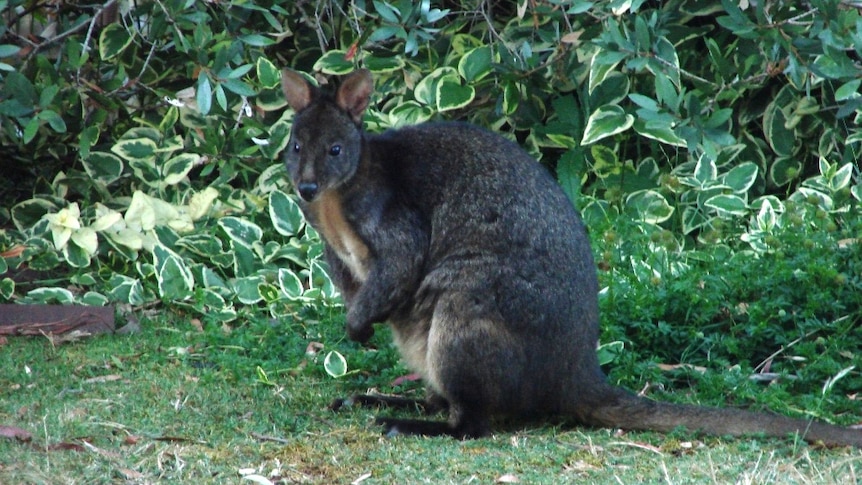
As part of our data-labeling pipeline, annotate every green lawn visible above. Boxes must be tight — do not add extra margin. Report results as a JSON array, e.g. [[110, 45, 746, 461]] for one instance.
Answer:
[[2, 313, 859, 484]]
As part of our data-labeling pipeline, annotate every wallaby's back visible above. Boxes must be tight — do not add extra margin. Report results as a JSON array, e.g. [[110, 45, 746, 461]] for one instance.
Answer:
[[282, 68, 862, 446]]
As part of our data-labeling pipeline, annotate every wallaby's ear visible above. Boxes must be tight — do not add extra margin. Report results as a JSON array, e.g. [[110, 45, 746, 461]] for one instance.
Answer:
[[281, 69, 315, 113], [336, 69, 374, 124]]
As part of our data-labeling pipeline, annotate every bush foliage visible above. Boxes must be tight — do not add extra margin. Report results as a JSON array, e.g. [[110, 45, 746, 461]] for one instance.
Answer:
[[1, 1, 860, 378]]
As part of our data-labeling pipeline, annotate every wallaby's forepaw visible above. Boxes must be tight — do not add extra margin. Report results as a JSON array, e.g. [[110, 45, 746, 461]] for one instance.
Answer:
[[346, 320, 375, 343]]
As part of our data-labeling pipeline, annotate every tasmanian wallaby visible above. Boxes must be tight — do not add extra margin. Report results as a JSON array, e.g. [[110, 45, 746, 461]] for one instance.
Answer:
[[280, 68, 861, 446]]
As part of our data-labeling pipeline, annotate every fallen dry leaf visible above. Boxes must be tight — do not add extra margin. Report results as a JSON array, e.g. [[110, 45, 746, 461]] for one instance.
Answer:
[[837, 238, 858, 249], [250, 432, 290, 444], [655, 363, 707, 374], [45, 441, 86, 452], [0, 425, 32, 442], [351, 472, 372, 485], [84, 374, 122, 384], [496, 473, 520, 483], [305, 342, 324, 355], [82, 440, 122, 459], [1, 245, 26, 258], [118, 468, 145, 480], [560, 31, 583, 45]]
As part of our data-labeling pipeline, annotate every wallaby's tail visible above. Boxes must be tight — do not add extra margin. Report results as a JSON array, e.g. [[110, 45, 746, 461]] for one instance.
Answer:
[[578, 384, 862, 447]]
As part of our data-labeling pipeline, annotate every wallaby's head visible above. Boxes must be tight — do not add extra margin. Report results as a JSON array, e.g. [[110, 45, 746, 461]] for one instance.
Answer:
[[281, 69, 374, 202]]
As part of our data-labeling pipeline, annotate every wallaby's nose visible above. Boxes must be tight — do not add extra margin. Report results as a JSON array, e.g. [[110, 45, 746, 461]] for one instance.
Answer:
[[297, 182, 319, 201]]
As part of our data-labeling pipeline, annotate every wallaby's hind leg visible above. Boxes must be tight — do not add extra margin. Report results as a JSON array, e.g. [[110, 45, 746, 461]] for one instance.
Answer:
[[376, 404, 491, 439], [373, 290, 522, 439]]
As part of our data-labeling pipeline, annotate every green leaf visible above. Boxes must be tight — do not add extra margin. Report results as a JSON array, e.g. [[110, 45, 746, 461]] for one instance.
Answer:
[[99, 23, 133, 60], [436, 75, 475, 112], [240, 34, 274, 47], [177, 233, 224, 257], [162, 153, 200, 186], [0, 278, 14, 300], [693, 154, 717, 185], [197, 75, 212, 115], [269, 190, 305, 236], [502, 81, 519, 115], [581, 104, 634, 145], [769, 158, 801, 187], [83, 152, 124, 184], [28, 250, 61, 271], [596, 341, 624, 366], [81, 291, 109, 307], [111, 137, 158, 163], [589, 53, 620, 94], [753, 199, 777, 232], [23, 117, 39, 143], [12, 198, 57, 231], [556, 148, 585, 206], [324, 350, 348, 378], [278, 268, 305, 299], [78, 125, 100, 159], [458, 46, 493, 82], [704, 194, 748, 217], [414, 67, 457, 106], [722, 162, 758, 194], [107, 274, 147, 305], [153, 244, 194, 300], [834, 79, 860, 101], [373, 0, 401, 23], [26, 287, 75, 304], [763, 88, 796, 157], [651, 37, 680, 88], [258, 120, 291, 160], [681, 206, 707, 234], [232, 275, 265, 304], [625, 190, 674, 224], [590, 145, 621, 179], [5, 71, 37, 105], [256, 57, 281, 88], [218, 216, 263, 246], [364, 55, 405, 73], [222, 78, 256, 97], [633, 118, 686, 147], [0, 44, 21, 58], [313, 50, 354, 75], [388, 101, 434, 127]]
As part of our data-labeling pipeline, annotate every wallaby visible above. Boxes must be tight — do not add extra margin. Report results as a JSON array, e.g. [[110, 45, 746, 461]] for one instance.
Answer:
[[280, 68, 861, 446]]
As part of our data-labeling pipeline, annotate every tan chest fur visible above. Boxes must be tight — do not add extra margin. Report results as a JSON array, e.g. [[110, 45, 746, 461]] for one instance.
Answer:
[[308, 191, 371, 282]]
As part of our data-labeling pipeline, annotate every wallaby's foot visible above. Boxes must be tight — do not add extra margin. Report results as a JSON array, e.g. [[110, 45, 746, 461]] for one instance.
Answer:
[[376, 416, 490, 439]]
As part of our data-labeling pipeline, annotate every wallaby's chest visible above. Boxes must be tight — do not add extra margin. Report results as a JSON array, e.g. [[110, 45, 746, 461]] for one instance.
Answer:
[[307, 191, 370, 282]]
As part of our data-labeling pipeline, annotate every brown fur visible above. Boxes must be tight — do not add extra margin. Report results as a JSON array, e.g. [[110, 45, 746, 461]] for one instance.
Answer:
[[306, 191, 370, 282], [280, 68, 862, 446]]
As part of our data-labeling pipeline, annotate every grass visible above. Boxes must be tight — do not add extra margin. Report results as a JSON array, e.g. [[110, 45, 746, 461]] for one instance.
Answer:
[[1, 312, 860, 484], [2, 210, 861, 484]]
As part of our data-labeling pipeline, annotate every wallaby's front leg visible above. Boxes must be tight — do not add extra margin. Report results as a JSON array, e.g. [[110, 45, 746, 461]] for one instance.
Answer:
[[344, 210, 428, 342]]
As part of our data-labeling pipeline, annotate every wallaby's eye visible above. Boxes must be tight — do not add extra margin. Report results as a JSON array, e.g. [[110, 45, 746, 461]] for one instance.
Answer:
[[329, 145, 342, 156], [292, 142, 300, 153]]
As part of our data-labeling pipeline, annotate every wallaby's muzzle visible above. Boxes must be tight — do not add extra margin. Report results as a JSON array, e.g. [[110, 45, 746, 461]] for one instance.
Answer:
[[297, 182, 319, 202]]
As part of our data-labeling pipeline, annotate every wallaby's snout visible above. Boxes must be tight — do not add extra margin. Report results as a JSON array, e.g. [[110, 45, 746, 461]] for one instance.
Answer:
[[297, 181, 319, 201]]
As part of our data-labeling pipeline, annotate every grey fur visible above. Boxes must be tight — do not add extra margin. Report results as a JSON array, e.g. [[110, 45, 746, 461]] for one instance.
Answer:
[[280, 68, 861, 445]]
